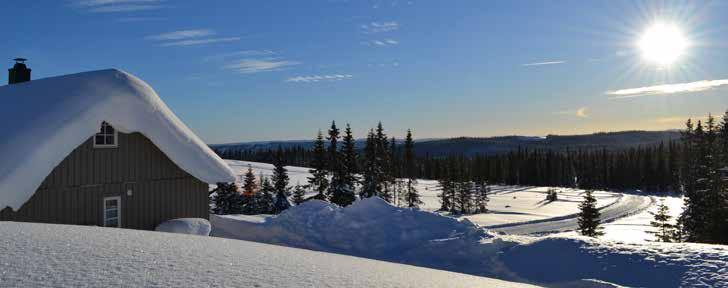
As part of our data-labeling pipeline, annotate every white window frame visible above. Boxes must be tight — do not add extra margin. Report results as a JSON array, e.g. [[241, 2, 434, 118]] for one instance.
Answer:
[[93, 122, 118, 148], [103, 196, 122, 228]]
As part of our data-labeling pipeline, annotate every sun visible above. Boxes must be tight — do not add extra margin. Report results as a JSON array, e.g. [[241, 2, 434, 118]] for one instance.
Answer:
[[638, 22, 688, 67]]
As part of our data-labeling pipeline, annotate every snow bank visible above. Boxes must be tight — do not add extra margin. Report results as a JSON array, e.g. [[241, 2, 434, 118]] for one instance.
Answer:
[[502, 236, 728, 287], [155, 218, 211, 236], [211, 197, 509, 276], [0, 222, 537, 287], [0, 69, 235, 211]]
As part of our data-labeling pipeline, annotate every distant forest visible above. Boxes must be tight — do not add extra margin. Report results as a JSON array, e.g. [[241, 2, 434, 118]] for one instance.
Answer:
[[211, 118, 722, 195]]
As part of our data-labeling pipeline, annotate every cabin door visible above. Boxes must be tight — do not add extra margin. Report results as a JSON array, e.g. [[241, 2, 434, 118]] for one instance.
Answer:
[[103, 196, 121, 228]]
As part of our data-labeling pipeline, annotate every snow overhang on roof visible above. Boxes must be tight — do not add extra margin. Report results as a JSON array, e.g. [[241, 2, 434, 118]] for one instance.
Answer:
[[0, 69, 235, 211]]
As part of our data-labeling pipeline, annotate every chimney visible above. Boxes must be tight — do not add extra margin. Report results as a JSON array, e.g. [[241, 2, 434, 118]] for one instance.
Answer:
[[8, 58, 31, 85]]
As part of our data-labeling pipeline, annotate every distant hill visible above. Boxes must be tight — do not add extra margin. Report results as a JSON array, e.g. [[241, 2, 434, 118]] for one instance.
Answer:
[[210, 130, 682, 157]]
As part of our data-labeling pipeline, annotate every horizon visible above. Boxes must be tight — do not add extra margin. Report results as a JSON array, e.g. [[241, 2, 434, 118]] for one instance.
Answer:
[[2, 1, 728, 143]]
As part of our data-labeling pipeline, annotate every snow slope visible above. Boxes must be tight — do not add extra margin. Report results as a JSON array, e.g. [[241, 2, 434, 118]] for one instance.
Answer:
[[0, 69, 235, 211], [0, 222, 537, 288], [210, 197, 728, 287], [502, 235, 728, 287], [211, 198, 502, 276]]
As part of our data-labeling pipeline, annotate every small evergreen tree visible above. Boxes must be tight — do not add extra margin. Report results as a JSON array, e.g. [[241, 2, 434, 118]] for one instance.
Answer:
[[308, 131, 330, 201], [361, 129, 381, 199], [341, 123, 359, 193], [473, 180, 489, 213], [211, 182, 242, 215], [577, 190, 604, 237], [402, 129, 422, 208], [272, 148, 290, 197], [648, 200, 676, 242], [256, 176, 275, 214], [241, 165, 258, 214], [291, 183, 307, 205]]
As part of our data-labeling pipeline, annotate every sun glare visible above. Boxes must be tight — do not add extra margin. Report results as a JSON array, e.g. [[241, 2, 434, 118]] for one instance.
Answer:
[[638, 22, 688, 67]]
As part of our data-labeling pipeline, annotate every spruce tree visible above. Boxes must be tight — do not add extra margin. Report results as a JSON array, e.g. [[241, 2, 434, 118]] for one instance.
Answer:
[[308, 130, 330, 201], [577, 190, 604, 237], [361, 129, 381, 198], [291, 183, 307, 205], [340, 123, 359, 201], [328, 121, 355, 206], [648, 200, 676, 242], [211, 182, 242, 215], [257, 176, 275, 214], [403, 129, 422, 208], [474, 180, 490, 213], [271, 149, 291, 213], [241, 165, 258, 214]]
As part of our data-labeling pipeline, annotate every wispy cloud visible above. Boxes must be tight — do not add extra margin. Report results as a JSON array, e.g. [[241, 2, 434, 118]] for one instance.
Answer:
[[286, 74, 353, 83], [203, 50, 275, 62], [225, 58, 299, 74], [75, 0, 165, 13], [146, 29, 215, 41], [361, 21, 399, 34], [115, 16, 165, 22], [362, 39, 398, 47], [555, 107, 589, 118], [607, 79, 728, 99], [160, 37, 241, 47], [522, 61, 565, 67], [146, 29, 240, 47]]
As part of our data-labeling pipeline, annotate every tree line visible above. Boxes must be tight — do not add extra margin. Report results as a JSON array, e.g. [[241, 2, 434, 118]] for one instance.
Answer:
[[211, 122, 423, 216]]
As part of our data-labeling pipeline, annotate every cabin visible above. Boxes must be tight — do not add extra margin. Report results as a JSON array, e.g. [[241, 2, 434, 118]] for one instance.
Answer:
[[0, 60, 235, 230]]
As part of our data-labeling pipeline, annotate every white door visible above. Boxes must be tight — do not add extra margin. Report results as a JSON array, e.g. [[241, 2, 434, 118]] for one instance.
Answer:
[[103, 196, 121, 228]]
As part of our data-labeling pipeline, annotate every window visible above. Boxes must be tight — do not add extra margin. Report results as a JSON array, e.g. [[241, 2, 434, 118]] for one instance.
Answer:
[[94, 122, 118, 148], [103, 196, 121, 228]]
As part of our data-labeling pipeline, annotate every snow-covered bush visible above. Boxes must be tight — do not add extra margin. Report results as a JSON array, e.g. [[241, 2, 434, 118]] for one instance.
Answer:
[[156, 218, 211, 236]]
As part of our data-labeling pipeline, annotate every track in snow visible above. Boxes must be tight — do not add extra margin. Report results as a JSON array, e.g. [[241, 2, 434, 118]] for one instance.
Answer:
[[489, 194, 654, 235]]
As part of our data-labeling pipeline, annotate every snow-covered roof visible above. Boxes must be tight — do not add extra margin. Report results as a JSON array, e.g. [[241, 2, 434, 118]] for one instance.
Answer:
[[0, 69, 235, 211]]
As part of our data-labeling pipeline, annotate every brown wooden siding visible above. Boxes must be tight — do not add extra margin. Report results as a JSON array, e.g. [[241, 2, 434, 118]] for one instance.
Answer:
[[0, 132, 210, 230]]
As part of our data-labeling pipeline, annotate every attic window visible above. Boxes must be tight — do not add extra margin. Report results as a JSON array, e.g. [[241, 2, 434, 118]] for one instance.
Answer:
[[94, 122, 118, 148]]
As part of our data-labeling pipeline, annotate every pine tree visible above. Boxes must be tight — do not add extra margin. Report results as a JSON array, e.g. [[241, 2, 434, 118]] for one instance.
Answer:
[[339, 123, 359, 203], [402, 129, 422, 208], [361, 129, 381, 199], [211, 182, 242, 215], [577, 190, 604, 237], [256, 176, 275, 214], [328, 121, 356, 206], [271, 149, 291, 213], [308, 130, 330, 201], [291, 183, 307, 205], [648, 200, 676, 242], [241, 165, 258, 214], [272, 148, 290, 196], [375, 122, 393, 202], [473, 180, 490, 213]]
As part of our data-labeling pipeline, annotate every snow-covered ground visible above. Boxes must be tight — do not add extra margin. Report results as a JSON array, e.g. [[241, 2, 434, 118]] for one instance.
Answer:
[[226, 160, 639, 232], [0, 222, 537, 288], [211, 195, 728, 287]]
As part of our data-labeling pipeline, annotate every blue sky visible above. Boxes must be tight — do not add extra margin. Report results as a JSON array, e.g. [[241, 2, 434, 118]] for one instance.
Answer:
[[2, 0, 728, 144]]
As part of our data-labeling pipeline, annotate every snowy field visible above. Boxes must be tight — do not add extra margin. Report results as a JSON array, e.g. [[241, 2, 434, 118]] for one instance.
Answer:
[[211, 196, 728, 287], [226, 160, 643, 233], [0, 222, 537, 288]]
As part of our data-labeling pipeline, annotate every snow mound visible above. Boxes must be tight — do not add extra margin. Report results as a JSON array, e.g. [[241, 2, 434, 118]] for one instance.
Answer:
[[0, 222, 537, 287], [0, 69, 235, 211], [156, 218, 211, 236], [212, 197, 505, 275], [502, 236, 728, 287]]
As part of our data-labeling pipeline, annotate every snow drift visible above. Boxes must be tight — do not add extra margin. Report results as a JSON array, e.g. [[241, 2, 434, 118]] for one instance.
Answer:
[[155, 218, 211, 236], [211, 197, 513, 275], [0, 222, 537, 287], [0, 69, 235, 211], [502, 235, 728, 287]]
